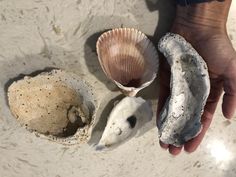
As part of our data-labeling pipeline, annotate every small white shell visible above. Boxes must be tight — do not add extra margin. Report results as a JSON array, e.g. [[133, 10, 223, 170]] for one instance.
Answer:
[[96, 28, 159, 96], [96, 97, 153, 150], [157, 33, 210, 147]]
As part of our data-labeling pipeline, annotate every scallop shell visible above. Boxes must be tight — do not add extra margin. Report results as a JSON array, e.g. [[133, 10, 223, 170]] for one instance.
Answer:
[[96, 28, 159, 96], [157, 33, 210, 147]]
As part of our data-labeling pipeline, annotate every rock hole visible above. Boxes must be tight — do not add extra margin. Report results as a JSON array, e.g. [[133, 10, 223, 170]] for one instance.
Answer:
[[126, 115, 137, 129]]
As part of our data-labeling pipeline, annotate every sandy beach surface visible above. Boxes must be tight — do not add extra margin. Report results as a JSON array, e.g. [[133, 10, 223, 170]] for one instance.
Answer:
[[0, 0, 236, 177]]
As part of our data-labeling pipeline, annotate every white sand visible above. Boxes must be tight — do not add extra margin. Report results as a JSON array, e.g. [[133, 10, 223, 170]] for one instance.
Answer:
[[0, 0, 236, 177]]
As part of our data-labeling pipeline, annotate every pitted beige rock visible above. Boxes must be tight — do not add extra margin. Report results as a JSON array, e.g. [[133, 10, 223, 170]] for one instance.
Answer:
[[7, 69, 96, 142]]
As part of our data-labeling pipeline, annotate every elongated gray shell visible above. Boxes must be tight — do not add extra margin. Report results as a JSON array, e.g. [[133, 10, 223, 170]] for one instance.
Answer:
[[157, 33, 210, 147]]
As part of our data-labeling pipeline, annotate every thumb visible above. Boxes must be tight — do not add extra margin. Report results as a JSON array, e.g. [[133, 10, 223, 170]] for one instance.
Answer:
[[156, 54, 170, 117], [222, 59, 236, 119]]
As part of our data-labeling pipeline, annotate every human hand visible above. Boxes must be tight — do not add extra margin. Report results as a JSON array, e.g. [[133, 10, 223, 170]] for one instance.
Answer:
[[157, 0, 236, 155]]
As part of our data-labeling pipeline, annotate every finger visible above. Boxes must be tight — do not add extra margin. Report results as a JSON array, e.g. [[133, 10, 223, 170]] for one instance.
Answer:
[[169, 145, 183, 156], [157, 54, 171, 116], [222, 59, 236, 119], [184, 79, 223, 153], [159, 141, 169, 149], [157, 83, 170, 116], [157, 55, 171, 150], [222, 92, 236, 119]]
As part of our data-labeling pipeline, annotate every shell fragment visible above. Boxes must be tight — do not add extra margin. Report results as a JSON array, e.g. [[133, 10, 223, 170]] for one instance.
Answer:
[[157, 33, 210, 147]]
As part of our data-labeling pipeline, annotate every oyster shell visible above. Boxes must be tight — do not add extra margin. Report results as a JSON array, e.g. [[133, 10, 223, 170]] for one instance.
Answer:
[[96, 28, 159, 96], [157, 33, 210, 147], [96, 97, 153, 150], [7, 69, 96, 144]]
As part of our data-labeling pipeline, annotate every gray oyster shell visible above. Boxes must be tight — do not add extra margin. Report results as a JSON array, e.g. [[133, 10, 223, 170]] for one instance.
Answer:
[[157, 33, 210, 147]]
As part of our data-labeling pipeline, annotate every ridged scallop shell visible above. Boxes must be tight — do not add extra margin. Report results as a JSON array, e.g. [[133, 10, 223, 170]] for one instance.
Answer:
[[96, 28, 159, 96], [157, 33, 210, 147]]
